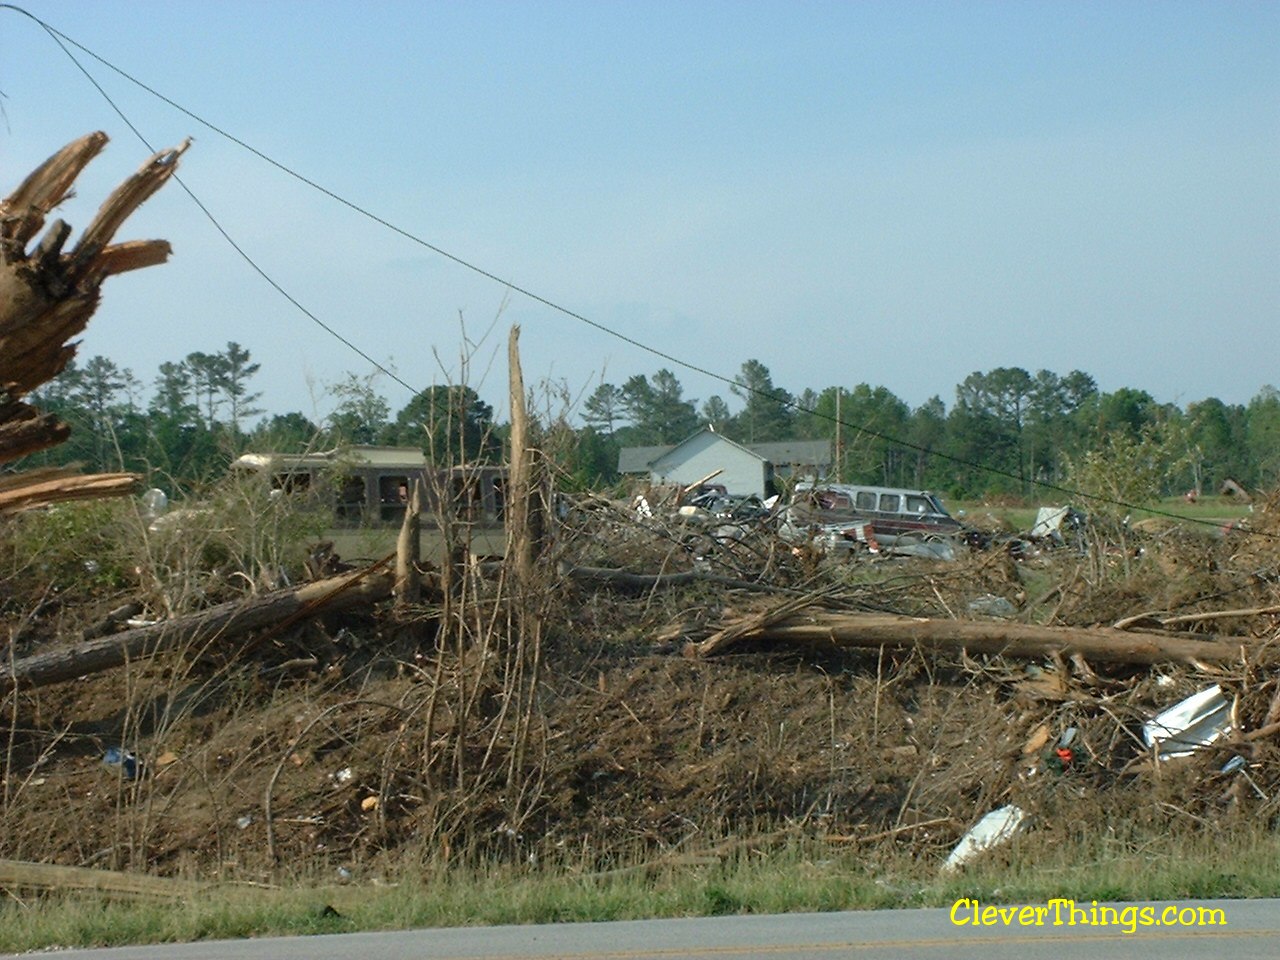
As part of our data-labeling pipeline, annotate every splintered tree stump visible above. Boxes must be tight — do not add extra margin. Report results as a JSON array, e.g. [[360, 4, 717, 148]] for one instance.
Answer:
[[0, 132, 188, 505]]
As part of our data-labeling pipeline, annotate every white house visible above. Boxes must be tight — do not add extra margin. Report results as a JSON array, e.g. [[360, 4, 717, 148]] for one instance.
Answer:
[[619, 434, 831, 494], [645, 427, 775, 497]]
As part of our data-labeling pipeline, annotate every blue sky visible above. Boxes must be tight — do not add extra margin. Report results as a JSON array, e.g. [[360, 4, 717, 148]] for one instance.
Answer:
[[2, 1, 1276, 425]]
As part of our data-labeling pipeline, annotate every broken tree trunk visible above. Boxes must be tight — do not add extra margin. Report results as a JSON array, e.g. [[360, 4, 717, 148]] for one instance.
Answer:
[[684, 608, 1271, 666], [0, 466, 139, 515], [0, 133, 188, 401], [0, 566, 393, 694], [393, 479, 422, 606], [0, 132, 186, 505], [506, 325, 547, 590]]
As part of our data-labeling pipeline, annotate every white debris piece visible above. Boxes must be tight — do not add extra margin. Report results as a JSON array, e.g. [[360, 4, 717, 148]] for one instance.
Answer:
[[1142, 685, 1233, 761], [1029, 506, 1072, 539], [942, 805, 1029, 873]]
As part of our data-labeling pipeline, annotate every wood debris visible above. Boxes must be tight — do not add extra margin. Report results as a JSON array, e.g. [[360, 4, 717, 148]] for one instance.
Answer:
[[0, 132, 187, 507]]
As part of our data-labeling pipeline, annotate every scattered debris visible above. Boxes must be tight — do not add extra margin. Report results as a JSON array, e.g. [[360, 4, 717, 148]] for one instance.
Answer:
[[102, 747, 140, 781], [1143, 685, 1233, 761], [942, 805, 1029, 873], [967, 594, 1016, 618]]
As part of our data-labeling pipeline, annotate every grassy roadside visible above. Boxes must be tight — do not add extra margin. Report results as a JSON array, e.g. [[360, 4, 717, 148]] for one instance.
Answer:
[[3, 826, 1278, 953]]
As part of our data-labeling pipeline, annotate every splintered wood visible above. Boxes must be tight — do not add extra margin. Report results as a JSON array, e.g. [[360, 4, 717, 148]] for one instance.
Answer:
[[0, 132, 188, 508]]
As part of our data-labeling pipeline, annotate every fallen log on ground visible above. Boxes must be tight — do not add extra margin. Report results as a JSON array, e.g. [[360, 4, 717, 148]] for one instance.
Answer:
[[0, 565, 394, 694], [0, 466, 139, 515], [0, 858, 196, 899], [684, 608, 1271, 666]]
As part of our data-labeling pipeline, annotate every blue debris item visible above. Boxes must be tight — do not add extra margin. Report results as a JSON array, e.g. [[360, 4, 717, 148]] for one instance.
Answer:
[[103, 746, 141, 780]]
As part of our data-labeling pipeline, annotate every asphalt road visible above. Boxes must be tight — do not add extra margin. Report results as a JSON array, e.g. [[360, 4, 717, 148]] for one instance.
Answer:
[[13, 899, 1277, 960]]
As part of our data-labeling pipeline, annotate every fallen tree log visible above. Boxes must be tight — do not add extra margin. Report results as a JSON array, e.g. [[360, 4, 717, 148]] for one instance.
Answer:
[[0, 858, 196, 899], [0, 466, 139, 515], [684, 608, 1271, 666], [0, 566, 394, 694]]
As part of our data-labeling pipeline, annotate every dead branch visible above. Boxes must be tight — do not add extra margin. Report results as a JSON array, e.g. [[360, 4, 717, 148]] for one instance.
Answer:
[[1154, 605, 1280, 629], [684, 608, 1269, 666], [824, 817, 957, 844], [0, 566, 394, 694], [0, 468, 139, 515], [562, 563, 817, 598], [0, 858, 196, 899]]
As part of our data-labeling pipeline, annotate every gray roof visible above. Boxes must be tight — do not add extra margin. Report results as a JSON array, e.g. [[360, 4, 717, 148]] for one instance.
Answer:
[[747, 440, 832, 465], [617, 444, 673, 473], [651, 427, 767, 470]]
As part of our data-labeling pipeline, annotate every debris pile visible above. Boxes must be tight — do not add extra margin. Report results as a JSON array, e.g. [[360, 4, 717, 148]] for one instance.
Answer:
[[1, 473, 1276, 886]]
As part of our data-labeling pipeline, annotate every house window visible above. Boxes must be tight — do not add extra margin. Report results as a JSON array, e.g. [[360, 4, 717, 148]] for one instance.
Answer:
[[336, 475, 367, 525], [271, 471, 311, 494], [379, 475, 410, 524]]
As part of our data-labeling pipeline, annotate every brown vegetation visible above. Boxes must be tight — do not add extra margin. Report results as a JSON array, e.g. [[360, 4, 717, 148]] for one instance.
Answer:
[[1, 474, 1277, 887]]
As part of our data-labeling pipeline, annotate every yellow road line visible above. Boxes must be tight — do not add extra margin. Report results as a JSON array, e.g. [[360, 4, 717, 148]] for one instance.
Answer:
[[440, 927, 1277, 960]]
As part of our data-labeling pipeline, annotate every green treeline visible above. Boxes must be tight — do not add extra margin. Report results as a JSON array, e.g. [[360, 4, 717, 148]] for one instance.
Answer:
[[21, 348, 1280, 500]]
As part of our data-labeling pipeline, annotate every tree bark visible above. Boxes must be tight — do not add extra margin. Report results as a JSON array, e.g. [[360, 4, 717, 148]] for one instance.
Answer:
[[684, 608, 1268, 666], [0, 567, 393, 694], [0, 132, 187, 469], [506, 325, 547, 590], [0, 467, 138, 515], [393, 480, 422, 606]]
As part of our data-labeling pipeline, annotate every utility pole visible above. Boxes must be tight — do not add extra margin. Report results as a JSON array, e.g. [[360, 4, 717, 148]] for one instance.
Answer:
[[834, 387, 842, 483]]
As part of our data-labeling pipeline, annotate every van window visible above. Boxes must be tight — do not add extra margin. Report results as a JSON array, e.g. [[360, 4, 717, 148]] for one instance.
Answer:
[[878, 493, 900, 513], [855, 491, 877, 510], [815, 490, 851, 510], [905, 495, 931, 514]]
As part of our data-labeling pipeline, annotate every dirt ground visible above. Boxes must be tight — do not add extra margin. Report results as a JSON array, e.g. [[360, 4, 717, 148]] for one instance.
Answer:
[[2, 492, 1278, 883]]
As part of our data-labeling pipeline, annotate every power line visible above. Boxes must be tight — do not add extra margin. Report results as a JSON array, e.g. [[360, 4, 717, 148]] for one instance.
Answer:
[[1, 3, 418, 399], [4, 4, 1271, 539]]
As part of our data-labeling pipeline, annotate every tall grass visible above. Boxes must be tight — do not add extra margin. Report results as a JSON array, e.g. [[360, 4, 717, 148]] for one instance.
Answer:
[[2, 825, 1277, 952]]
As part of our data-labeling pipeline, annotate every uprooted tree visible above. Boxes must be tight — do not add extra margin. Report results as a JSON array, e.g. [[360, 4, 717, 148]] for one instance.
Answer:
[[0, 131, 189, 511]]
